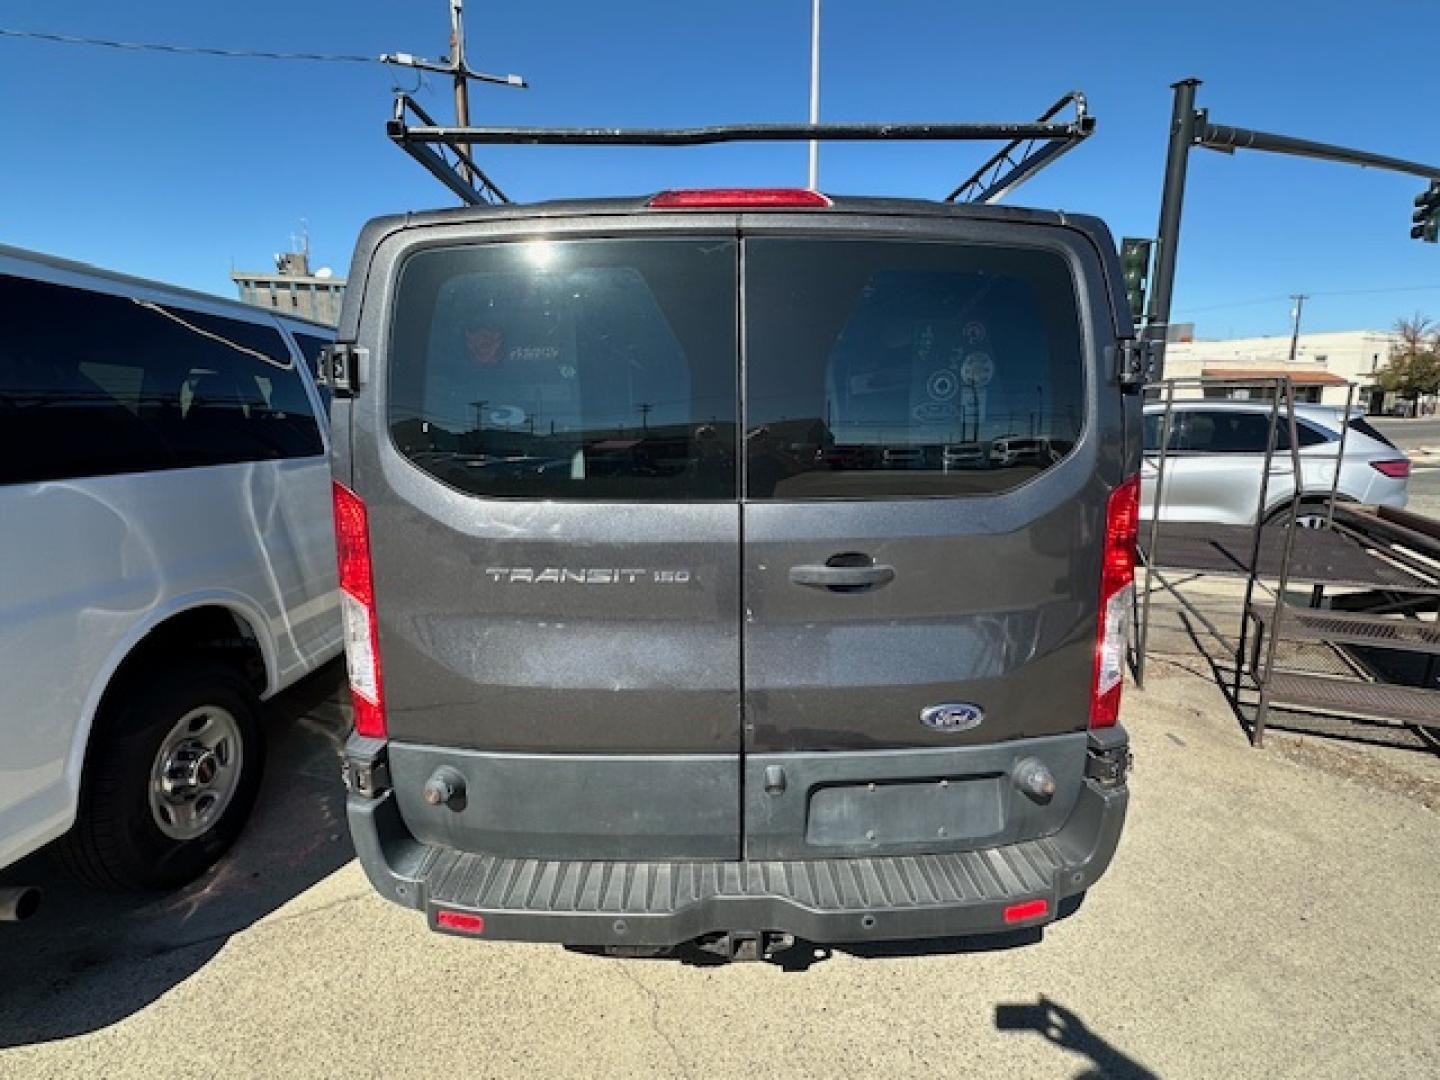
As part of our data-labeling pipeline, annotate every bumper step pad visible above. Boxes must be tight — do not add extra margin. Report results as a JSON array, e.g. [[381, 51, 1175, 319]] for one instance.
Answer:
[[424, 841, 1062, 916], [347, 777, 1126, 948]]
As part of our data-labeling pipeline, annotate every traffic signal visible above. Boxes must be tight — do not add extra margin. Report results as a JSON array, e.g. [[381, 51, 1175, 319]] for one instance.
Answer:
[[1120, 238, 1154, 322], [1413, 181, 1440, 243]]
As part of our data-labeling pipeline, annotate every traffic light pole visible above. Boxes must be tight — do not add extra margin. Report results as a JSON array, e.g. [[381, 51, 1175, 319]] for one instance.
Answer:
[[1142, 79, 1201, 375], [1142, 78, 1440, 377]]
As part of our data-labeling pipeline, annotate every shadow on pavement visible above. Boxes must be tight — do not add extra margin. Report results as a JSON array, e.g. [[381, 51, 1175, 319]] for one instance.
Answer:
[[995, 995, 1160, 1080], [0, 661, 353, 1049]]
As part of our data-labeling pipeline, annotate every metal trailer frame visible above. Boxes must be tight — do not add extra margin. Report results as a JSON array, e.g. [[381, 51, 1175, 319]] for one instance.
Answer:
[[1135, 376, 1440, 748], [385, 90, 1096, 207], [1134, 376, 1308, 690]]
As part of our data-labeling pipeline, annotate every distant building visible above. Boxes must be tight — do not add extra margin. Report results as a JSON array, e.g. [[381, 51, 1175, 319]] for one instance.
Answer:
[[232, 251, 344, 326], [1163, 330, 1411, 413]]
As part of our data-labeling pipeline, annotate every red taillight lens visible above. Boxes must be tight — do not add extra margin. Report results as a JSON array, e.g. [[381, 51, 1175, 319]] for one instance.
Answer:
[[1371, 458, 1411, 479], [332, 480, 387, 739], [647, 188, 832, 209], [1091, 475, 1140, 730]]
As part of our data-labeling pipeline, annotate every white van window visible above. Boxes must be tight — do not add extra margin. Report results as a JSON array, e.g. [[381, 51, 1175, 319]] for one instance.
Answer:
[[0, 274, 323, 485]]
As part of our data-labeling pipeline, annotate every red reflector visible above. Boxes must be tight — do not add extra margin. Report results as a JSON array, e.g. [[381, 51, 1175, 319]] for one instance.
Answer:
[[647, 188, 832, 209], [1003, 899, 1050, 924], [436, 910, 485, 935], [1371, 458, 1411, 479]]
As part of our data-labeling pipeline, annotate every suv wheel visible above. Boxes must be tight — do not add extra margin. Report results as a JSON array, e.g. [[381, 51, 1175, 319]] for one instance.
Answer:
[[1265, 500, 1333, 529], [57, 661, 264, 891]]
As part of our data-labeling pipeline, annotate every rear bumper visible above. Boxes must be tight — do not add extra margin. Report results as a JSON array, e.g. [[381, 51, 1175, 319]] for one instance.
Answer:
[[345, 735, 1129, 948]]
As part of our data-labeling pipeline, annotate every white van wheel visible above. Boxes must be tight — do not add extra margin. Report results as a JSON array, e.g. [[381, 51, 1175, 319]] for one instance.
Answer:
[[57, 662, 264, 891], [148, 705, 246, 841]]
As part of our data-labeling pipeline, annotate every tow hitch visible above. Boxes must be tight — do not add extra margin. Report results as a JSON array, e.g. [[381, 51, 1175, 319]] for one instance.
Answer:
[[694, 931, 796, 962]]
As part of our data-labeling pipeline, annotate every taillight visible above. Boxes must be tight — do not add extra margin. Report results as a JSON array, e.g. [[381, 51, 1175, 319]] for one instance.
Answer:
[[647, 188, 832, 209], [1091, 475, 1140, 729], [333, 480, 387, 739], [1371, 458, 1411, 479]]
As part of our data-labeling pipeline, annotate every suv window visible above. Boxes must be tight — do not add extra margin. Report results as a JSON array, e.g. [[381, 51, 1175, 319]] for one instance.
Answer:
[[388, 239, 738, 501], [1347, 416, 1397, 448], [1147, 409, 1333, 454], [0, 274, 322, 486], [743, 239, 1084, 499]]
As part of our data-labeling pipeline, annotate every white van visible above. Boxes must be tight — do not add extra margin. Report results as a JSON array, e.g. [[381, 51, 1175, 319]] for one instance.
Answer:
[[0, 244, 340, 891]]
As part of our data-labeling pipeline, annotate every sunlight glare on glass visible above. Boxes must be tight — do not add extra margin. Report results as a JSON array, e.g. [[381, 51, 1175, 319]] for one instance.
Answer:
[[522, 240, 557, 270]]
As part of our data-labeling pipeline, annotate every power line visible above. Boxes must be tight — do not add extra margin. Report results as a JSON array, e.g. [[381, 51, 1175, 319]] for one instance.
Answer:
[[1176, 283, 1440, 316], [0, 26, 380, 64]]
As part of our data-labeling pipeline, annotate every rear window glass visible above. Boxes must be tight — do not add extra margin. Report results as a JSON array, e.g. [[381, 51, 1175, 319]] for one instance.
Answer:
[[388, 239, 738, 501], [743, 239, 1085, 499], [0, 274, 323, 486], [1347, 416, 1397, 448]]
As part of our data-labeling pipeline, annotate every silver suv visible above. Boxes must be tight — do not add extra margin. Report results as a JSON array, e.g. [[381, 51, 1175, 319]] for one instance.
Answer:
[[1142, 399, 1411, 526]]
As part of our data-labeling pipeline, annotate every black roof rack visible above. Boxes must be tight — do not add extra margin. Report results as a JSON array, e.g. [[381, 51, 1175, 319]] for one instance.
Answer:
[[386, 90, 1094, 208]]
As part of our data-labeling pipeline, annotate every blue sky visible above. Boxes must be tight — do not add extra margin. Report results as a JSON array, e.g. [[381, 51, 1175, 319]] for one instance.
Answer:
[[1, 1, 1436, 338]]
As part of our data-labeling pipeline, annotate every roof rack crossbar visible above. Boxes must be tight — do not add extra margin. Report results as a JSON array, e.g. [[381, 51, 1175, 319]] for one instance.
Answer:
[[945, 92, 1092, 203], [386, 91, 1095, 206]]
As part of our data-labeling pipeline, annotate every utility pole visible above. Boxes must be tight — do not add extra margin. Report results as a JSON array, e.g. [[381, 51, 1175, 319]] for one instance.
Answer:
[[381, 1, 527, 186], [449, 0, 473, 182], [1287, 293, 1308, 363], [807, 0, 821, 189]]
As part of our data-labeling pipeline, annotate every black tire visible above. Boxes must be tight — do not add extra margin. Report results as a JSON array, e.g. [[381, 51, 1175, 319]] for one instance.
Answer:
[[56, 661, 264, 891], [1263, 499, 1333, 529]]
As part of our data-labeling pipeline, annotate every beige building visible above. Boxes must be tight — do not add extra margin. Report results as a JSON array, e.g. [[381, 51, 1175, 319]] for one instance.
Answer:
[[1162, 330, 1403, 412], [232, 251, 345, 327]]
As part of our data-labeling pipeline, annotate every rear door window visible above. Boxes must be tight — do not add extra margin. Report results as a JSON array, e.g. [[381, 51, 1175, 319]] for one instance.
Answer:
[[0, 274, 322, 486], [743, 238, 1085, 499], [388, 238, 738, 501]]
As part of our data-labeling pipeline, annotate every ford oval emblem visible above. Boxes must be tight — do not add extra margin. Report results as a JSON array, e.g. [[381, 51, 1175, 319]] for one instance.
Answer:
[[920, 703, 984, 733]]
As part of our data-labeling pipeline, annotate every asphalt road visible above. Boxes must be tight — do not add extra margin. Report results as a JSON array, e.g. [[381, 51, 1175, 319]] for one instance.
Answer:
[[1, 659, 1437, 1079]]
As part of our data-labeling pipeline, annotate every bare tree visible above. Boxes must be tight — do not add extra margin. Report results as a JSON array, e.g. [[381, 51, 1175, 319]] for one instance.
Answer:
[[1377, 313, 1440, 404]]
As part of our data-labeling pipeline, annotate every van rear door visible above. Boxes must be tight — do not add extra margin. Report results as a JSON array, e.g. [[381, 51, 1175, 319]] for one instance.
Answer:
[[737, 226, 1120, 859], [357, 232, 743, 859]]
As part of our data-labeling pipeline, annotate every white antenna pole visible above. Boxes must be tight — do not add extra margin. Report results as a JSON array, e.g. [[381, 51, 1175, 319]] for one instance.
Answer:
[[807, 0, 821, 189]]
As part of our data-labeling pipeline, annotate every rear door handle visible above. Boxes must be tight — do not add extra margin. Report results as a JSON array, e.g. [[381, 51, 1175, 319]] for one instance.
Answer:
[[789, 564, 896, 590]]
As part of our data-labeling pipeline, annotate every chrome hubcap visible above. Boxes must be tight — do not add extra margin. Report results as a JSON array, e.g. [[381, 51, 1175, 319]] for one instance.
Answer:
[[148, 705, 243, 841]]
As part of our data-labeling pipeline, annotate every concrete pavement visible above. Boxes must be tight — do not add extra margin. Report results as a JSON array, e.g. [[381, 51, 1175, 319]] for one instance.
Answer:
[[1, 652, 1437, 1079]]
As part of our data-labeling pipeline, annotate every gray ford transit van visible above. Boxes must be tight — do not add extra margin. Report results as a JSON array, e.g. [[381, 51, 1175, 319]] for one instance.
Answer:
[[330, 188, 1140, 956]]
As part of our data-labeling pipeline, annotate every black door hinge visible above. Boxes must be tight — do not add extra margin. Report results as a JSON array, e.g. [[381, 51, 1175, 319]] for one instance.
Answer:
[[318, 343, 364, 396]]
